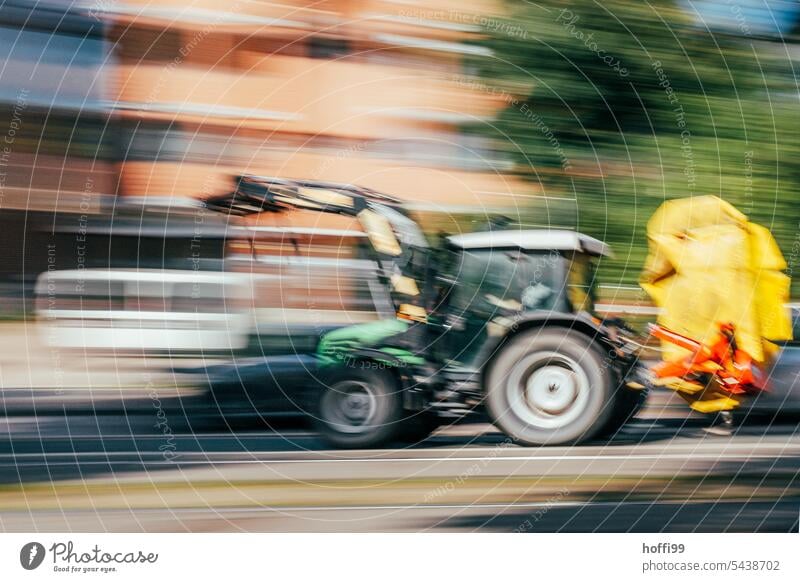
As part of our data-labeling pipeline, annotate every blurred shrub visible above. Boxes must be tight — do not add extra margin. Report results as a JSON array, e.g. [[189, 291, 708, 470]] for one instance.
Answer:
[[466, 0, 800, 293]]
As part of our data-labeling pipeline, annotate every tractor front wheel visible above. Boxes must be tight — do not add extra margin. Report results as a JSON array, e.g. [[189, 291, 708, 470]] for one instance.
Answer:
[[313, 367, 404, 448]]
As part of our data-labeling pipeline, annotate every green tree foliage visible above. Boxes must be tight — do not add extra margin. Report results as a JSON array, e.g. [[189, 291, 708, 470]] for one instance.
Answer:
[[467, 1, 800, 291]]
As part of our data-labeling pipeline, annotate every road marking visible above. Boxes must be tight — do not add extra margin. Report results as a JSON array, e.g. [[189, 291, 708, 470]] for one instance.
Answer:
[[1, 452, 798, 466], [1, 438, 798, 457], [0, 498, 782, 515]]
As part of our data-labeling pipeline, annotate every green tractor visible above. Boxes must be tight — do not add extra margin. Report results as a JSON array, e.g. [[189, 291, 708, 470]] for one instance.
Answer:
[[205, 175, 646, 447]]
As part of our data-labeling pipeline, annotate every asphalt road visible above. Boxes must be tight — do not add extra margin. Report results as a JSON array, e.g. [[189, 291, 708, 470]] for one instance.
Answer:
[[1, 397, 799, 533]]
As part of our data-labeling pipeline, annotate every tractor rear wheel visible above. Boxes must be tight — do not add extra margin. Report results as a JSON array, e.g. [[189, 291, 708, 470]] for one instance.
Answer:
[[485, 328, 614, 446]]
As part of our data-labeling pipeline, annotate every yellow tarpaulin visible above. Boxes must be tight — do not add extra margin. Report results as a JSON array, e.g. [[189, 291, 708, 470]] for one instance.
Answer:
[[640, 196, 792, 364]]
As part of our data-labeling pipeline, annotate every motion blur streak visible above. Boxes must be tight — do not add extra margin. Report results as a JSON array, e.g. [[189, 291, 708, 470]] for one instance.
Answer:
[[0, 0, 799, 532]]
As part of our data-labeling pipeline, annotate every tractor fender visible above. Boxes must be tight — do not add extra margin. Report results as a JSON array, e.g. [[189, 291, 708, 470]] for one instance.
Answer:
[[475, 312, 619, 385], [329, 348, 428, 411], [341, 348, 406, 368]]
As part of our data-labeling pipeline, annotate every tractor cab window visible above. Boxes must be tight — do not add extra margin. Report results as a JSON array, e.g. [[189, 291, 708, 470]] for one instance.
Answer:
[[448, 249, 566, 317], [566, 252, 598, 314]]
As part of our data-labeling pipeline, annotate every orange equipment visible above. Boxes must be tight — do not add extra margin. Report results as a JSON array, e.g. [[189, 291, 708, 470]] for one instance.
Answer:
[[649, 322, 766, 413], [640, 196, 792, 414]]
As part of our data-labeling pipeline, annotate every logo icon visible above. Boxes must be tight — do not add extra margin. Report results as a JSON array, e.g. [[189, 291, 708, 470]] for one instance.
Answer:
[[20, 542, 46, 570]]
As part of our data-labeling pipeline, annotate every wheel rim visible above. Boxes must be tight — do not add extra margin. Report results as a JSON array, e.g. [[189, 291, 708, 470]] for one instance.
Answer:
[[505, 351, 591, 430], [321, 380, 379, 434]]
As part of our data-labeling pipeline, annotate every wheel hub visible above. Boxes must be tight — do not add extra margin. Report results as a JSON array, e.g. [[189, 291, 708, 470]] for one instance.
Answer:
[[323, 380, 378, 433], [504, 351, 591, 430], [526, 366, 578, 415], [341, 391, 372, 422]]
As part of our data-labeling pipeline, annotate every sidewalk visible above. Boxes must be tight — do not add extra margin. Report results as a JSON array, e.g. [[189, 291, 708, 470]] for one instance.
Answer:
[[0, 321, 207, 412]]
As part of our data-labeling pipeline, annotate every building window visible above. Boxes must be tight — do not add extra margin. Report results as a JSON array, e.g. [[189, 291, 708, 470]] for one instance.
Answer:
[[309, 36, 350, 59]]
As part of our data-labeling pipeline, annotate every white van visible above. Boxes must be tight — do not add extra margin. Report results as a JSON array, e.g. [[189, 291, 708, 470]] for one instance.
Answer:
[[35, 269, 257, 352]]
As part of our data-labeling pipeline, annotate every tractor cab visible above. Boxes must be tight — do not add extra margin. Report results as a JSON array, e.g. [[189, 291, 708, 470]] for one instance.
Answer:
[[433, 230, 612, 369]]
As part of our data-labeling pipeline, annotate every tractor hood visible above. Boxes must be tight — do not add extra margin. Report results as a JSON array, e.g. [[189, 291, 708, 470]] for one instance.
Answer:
[[316, 319, 426, 368]]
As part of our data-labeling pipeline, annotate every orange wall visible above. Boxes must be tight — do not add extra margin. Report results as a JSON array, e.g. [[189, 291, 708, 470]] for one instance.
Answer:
[[109, 0, 532, 209]]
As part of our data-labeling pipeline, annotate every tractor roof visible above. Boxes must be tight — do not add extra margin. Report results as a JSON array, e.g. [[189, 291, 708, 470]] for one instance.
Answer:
[[447, 229, 612, 257]]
